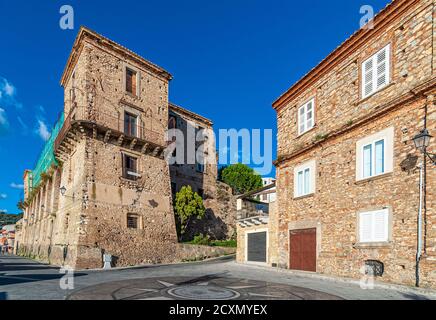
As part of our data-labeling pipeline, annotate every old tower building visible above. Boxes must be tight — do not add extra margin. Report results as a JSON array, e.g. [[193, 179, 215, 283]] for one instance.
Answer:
[[272, 0, 435, 287], [17, 27, 233, 269]]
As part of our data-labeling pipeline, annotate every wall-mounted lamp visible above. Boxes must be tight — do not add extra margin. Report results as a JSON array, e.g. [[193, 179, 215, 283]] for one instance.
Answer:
[[413, 129, 435, 165]]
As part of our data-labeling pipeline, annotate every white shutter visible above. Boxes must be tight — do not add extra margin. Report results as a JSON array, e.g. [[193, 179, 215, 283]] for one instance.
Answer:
[[362, 44, 390, 98], [298, 106, 305, 134], [376, 45, 389, 90], [306, 101, 313, 130], [362, 58, 374, 98], [373, 209, 389, 242], [360, 212, 373, 242]]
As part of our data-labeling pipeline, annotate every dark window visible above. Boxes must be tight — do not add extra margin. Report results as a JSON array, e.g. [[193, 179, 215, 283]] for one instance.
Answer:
[[197, 188, 204, 199], [168, 116, 177, 130], [127, 214, 138, 229], [126, 68, 137, 95], [124, 112, 137, 137], [171, 182, 177, 195], [122, 154, 138, 180], [196, 162, 205, 173]]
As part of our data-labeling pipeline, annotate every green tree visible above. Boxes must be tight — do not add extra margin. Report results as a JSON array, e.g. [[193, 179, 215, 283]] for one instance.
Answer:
[[221, 163, 263, 195], [174, 186, 206, 241]]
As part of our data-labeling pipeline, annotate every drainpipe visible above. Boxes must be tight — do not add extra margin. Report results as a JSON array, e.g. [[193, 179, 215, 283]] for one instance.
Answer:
[[416, 160, 424, 287]]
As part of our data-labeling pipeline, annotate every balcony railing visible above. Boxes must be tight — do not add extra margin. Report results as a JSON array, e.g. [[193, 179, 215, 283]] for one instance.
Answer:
[[54, 105, 165, 153]]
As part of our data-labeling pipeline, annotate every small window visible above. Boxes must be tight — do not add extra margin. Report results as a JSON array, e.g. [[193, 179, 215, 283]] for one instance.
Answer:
[[362, 139, 385, 179], [359, 209, 389, 243], [294, 160, 315, 198], [124, 112, 138, 137], [171, 182, 177, 195], [127, 214, 138, 229], [361, 44, 390, 99], [196, 162, 205, 173], [168, 116, 177, 130], [298, 98, 315, 135], [125, 68, 137, 95], [122, 154, 138, 180]]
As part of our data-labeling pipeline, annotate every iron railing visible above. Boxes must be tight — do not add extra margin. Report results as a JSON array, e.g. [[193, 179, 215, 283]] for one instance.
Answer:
[[54, 105, 165, 152]]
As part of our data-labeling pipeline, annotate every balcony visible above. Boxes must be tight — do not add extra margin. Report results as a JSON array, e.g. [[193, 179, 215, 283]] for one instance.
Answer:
[[54, 106, 167, 161], [236, 182, 276, 227]]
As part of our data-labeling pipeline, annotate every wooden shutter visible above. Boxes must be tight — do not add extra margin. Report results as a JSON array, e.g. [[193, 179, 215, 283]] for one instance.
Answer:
[[298, 106, 305, 134], [131, 71, 137, 95], [360, 212, 373, 242], [376, 45, 389, 90], [306, 100, 314, 130], [373, 209, 388, 242], [362, 58, 374, 98]]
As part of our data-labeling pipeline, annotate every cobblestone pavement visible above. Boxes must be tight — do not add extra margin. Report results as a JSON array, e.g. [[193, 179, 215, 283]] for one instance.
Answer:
[[0, 255, 434, 300]]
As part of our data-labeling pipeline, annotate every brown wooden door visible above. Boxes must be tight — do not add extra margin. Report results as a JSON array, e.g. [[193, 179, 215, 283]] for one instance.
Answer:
[[289, 228, 316, 272]]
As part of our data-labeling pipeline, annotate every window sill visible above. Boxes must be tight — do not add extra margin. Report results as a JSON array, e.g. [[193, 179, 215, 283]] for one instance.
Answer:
[[357, 82, 395, 105], [296, 125, 317, 139], [124, 91, 139, 99], [293, 193, 315, 200], [355, 171, 393, 185], [353, 242, 392, 249]]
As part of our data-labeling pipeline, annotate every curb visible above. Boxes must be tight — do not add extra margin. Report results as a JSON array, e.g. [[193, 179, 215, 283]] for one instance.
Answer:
[[76, 254, 236, 273], [236, 262, 436, 297]]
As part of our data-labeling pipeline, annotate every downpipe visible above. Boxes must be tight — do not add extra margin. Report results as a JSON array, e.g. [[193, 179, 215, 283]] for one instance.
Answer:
[[416, 161, 424, 287]]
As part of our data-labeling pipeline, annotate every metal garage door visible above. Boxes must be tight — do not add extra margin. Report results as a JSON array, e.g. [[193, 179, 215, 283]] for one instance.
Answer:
[[290, 228, 316, 272], [247, 231, 267, 263]]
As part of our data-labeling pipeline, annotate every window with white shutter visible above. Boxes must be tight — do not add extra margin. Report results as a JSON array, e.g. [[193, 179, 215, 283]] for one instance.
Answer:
[[297, 98, 315, 135], [361, 44, 390, 99], [359, 209, 389, 243]]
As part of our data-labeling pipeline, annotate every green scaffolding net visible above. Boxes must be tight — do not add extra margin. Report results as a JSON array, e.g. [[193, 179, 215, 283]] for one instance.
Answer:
[[30, 112, 65, 188]]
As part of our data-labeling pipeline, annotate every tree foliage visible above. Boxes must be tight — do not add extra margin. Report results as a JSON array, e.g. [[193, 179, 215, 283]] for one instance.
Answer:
[[174, 186, 206, 240], [221, 163, 263, 195]]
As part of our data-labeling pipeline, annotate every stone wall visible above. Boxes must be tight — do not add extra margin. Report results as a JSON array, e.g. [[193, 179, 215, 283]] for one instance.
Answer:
[[274, 0, 435, 288], [17, 27, 235, 269]]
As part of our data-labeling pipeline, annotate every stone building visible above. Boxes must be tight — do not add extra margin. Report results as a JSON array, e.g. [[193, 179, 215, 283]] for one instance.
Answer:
[[168, 103, 236, 240], [273, 0, 435, 288], [17, 27, 234, 269]]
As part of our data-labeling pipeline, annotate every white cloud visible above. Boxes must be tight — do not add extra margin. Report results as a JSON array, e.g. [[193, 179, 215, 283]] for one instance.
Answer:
[[36, 119, 50, 141], [0, 194, 7, 199], [0, 108, 7, 126], [0, 209, 7, 213], [3, 80, 15, 96], [10, 183, 24, 189]]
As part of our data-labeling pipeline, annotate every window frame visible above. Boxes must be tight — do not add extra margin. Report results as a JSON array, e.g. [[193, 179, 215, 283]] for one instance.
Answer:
[[361, 44, 391, 99], [124, 111, 138, 138], [356, 127, 394, 182], [297, 98, 315, 136], [293, 159, 316, 198], [124, 66, 140, 97], [122, 153, 139, 181], [361, 138, 386, 179], [358, 209, 390, 243], [127, 213, 141, 229]]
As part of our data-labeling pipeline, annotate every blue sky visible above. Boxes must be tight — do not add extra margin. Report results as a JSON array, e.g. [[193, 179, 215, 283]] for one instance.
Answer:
[[0, 0, 388, 214]]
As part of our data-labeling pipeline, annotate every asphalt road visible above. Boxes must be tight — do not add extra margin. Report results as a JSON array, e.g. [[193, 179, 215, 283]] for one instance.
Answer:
[[0, 254, 434, 300]]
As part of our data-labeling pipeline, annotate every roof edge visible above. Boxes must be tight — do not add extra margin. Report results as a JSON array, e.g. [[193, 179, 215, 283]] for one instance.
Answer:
[[169, 102, 213, 126], [60, 26, 173, 87], [272, 0, 418, 111]]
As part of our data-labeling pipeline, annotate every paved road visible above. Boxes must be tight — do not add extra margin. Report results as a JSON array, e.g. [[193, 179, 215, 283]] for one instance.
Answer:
[[0, 255, 434, 300]]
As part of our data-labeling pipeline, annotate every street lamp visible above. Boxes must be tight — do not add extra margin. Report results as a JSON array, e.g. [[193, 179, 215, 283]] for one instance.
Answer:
[[60, 186, 67, 196], [413, 129, 435, 165]]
